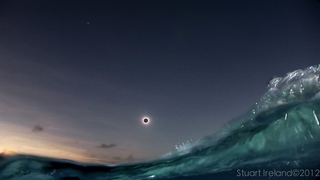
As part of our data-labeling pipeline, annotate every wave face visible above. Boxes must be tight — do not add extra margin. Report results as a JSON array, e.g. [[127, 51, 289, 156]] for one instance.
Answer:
[[1, 65, 320, 180]]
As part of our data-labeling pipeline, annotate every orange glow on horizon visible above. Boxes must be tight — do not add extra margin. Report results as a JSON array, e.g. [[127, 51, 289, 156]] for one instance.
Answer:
[[0, 122, 116, 164]]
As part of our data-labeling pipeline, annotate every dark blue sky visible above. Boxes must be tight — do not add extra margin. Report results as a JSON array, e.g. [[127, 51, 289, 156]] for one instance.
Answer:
[[0, 0, 319, 164]]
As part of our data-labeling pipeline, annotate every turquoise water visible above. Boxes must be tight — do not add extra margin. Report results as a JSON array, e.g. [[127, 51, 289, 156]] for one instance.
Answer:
[[1, 65, 320, 180]]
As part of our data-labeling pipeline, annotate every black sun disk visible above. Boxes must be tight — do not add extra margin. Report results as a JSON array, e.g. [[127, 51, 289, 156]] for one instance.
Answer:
[[142, 117, 150, 125]]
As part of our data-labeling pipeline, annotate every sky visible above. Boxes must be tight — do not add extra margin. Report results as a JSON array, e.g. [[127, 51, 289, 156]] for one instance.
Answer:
[[0, 0, 320, 164]]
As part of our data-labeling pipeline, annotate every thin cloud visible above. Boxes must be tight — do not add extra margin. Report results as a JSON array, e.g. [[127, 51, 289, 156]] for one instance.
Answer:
[[97, 143, 116, 149], [113, 156, 122, 161], [125, 154, 134, 162], [32, 125, 44, 132], [113, 154, 136, 163]]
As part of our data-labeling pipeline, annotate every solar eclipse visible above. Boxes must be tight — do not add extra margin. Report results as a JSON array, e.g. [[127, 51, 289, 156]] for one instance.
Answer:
[[142, 117, 150, 125]]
